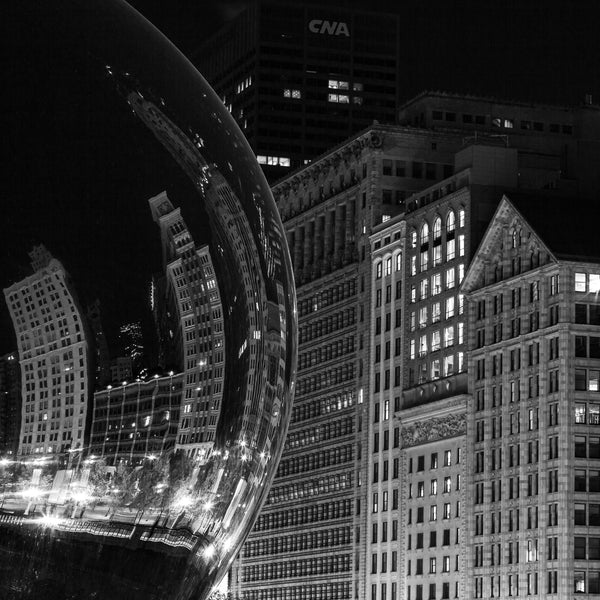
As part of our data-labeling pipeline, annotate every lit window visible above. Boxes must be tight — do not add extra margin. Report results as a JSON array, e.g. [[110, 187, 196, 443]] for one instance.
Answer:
[[410, 230, 417, 248], [432, 330, 441, 351], [421, 223, 429, 245], [444, 326, 454, 347], [575, 272, 587, 292], [431, 273, 442, 295], [446, 268, 456, 289], [446, 211, 455, 233], [433, 217, 442, 240], [328, 93, 349, 103], [395, 253, 402, 272], [458, 209, 465, 228]]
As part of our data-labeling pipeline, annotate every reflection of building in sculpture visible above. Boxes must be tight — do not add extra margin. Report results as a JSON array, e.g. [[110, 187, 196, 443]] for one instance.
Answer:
[[0, 352, 21, 456], [3, 245, 91, 455], [89, 372, 183, 465], [86, 300, 111, 388], [118, 321, 145, 377], [127, 86, 288, 453], [149, 192, 225, 461]]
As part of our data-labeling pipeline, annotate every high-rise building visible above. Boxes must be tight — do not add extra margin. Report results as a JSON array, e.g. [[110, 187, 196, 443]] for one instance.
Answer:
[[231, 123, 467, 600], [461, 193, 600, 599], [0, 352, 21, 456], [232, 93, 598, 600], [366, 99, 598, 600], [193, 0, 400, 181], [3, 245, 92, 456]]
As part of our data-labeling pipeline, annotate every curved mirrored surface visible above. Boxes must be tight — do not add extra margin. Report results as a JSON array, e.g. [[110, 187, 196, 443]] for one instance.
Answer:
[[0, 2, 296, 599]]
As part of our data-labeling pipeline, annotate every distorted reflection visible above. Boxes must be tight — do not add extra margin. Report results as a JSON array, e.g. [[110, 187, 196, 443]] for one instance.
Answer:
[[0, 1, 295, 599]]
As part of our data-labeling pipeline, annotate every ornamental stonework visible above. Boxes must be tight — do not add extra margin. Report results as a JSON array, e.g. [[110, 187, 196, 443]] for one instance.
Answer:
[[401, 412, 466, 448]]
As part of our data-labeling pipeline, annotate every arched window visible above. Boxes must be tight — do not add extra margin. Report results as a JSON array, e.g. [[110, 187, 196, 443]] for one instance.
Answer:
[[446, 210, 456, 233], [420, 223, 429, 245], [433, 216, 442, 240], [512, 230, 519, 248], [376, 261, 383, 279]]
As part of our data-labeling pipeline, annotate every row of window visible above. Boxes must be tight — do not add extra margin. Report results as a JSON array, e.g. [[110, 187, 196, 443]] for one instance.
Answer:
[[575, 272, 600, 294], [253, 499, 353, 532], [408, 476, 460, 498], [407, 501, 459, 523], [410, 295, 464, 331], [405, 581, 458, 600], [410, 267, 466, 302]]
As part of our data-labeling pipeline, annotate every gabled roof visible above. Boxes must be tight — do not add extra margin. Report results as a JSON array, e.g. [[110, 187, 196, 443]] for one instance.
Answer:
[[462, 193, 600, 294]]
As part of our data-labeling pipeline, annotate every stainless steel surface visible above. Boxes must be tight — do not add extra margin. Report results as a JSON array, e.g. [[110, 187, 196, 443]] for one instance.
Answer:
[[0, 2, 296, 598]]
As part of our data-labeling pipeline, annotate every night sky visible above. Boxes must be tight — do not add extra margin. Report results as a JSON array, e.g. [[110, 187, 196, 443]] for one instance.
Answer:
[[2, 0, 599, 357], [128, 0, 600, 105]]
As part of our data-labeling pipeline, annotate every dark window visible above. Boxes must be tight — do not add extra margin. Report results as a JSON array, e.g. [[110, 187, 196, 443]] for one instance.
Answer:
[[575, 536, 586, 559]]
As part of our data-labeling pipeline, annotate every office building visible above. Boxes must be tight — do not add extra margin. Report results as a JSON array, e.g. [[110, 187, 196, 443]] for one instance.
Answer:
[[193, 0, 400, 181], [231, 122, 467, 600], [0, 352, 21, 456], [233, 93, 599, 600], [461, 193, 600, 598], [90, 371, 183, 465], [3, 245, 92, 456]]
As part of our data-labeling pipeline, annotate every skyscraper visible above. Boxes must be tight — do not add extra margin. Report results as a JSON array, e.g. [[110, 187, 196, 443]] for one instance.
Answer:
[[193, 0, 400, 181], [232, 93, 599, 600], [3, 245, 91, 456]]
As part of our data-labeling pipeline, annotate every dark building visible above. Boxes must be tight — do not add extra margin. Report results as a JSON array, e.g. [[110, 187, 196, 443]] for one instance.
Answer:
[[0, 352, 21, 456], [193, 0, 399, 181]]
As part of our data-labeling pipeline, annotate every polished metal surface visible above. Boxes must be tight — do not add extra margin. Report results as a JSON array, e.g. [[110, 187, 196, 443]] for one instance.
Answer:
[[0, 2, 296, 598]]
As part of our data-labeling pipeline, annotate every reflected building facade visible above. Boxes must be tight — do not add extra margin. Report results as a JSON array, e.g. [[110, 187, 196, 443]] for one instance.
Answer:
[[3, 245, 91, 456], [0, 352, 21, 456], [90, 372, 183, 464], [149, 192, 225, 462]]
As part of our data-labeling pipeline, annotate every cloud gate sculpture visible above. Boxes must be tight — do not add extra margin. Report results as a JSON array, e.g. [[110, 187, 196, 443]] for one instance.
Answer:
[[0, 2, 296, 598]]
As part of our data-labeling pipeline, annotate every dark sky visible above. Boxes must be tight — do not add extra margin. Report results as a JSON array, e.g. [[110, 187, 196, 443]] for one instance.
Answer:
[[1, 0, 599, 357], [127, 0, 600, 105]]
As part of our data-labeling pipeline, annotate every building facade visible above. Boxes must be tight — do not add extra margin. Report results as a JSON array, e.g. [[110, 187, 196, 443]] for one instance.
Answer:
[[232, 95, 599, 600], [193, 0, 400, 181], [462, 194, 600, 599], [231, 123, 468, 600], [3, 245, 92, 457]]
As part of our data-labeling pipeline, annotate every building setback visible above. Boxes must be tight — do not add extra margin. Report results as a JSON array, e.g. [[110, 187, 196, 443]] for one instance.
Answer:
[[3, 245, 92, 457], [461, 194, 600, 599], [193, 0, 400, 181]]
